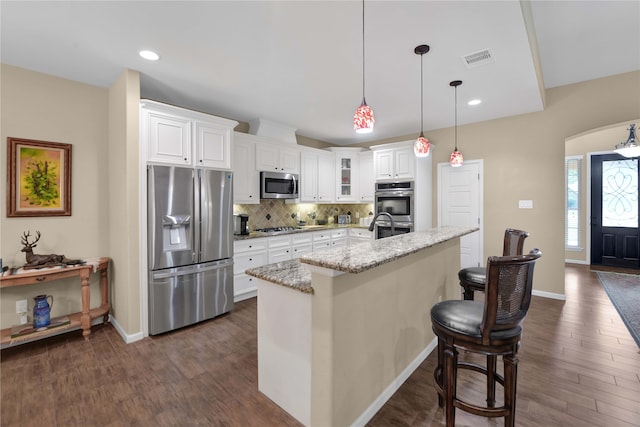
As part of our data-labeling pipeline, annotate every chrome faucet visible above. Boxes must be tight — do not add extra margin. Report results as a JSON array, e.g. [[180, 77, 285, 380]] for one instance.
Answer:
[[368, 211, 395, 234]]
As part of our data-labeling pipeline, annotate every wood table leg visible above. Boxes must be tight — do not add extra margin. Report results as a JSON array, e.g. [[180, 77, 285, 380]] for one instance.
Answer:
[[80, 269, 91, 340], [100, 266, 109, 324]]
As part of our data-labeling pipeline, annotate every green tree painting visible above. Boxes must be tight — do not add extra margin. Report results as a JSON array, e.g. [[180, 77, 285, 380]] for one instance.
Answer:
[[19, 147, 61, 208]]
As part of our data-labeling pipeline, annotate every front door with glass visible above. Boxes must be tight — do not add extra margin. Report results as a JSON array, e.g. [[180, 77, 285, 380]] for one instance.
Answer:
[[591, 153, 640, 268]]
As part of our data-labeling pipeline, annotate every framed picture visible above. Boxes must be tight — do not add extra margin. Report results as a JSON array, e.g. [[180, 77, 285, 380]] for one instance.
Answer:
[[7, 137, 72, 217]]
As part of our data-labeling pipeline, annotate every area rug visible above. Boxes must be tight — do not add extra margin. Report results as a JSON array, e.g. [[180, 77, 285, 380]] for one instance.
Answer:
[[595, 271, 640, 348]]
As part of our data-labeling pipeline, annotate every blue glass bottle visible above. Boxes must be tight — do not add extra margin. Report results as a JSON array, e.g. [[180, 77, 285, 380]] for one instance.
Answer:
[[33, 295, 53, 329]]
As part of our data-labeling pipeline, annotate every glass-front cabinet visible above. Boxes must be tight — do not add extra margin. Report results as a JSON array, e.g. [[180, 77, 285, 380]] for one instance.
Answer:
[[329, 148, 362, 202]]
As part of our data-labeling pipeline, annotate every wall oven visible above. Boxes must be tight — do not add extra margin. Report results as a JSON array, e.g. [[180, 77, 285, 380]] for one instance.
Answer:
[[374, 181, 414, 239], [260, 171, 299, 199], [375, 181, 414, 222]]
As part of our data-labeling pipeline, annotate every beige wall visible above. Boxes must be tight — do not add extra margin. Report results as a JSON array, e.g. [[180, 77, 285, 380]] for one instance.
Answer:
[[565, 120, 640, 263], [0, 65, 141, 337], [0, 64, 109, 327], [108, 69, 141, 335], [362, 71, 640, 296]]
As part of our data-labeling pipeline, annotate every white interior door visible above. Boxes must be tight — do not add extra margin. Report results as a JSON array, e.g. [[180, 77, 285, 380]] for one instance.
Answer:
[[438, 160, 483, 268]]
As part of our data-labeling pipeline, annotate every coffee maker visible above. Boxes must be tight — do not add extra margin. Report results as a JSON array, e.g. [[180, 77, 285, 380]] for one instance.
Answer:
[[233, 214, 249, 235]]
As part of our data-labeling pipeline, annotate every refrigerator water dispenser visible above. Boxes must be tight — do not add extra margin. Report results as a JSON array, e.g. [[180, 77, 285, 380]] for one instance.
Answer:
[[162, 214, 191, 251]]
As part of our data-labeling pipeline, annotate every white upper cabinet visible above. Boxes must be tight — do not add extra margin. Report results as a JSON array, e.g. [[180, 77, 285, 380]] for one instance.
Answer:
[[333, 150, 359, 203], [300, 150, 334, 203], [317, 152, 335, 202], [232, 132, 259, 204], [255, 143, 300, 173], [141, 100, 238, 170], [358, 150, 374, 202], [327, 147, 365, 203], [145, 110, 192, 165], [195, 121, 233, 169], [372, 143, 415, 181]]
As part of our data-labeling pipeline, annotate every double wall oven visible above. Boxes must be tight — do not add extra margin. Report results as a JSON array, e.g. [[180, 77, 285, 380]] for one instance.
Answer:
[[374, 181, 414, 239]]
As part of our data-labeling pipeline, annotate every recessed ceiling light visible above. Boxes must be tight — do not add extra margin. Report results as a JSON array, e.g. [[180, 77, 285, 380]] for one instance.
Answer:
[[468, 99, 482, 106], [139, 50, 159, 61]]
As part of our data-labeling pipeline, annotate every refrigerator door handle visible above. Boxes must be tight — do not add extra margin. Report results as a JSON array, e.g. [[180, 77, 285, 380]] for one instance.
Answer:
[[151, 259, 234, 279]]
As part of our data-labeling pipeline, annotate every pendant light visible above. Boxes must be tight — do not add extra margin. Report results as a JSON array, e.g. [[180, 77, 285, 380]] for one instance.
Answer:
[[614, 124, 639, 158], [353, 0, 374, 134], [449, 80, 463, 167], [413, 44, 431, 157]]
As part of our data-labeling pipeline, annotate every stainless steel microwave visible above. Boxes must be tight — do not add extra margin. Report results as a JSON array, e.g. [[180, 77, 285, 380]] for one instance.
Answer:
[[260, 171, 299, 199]]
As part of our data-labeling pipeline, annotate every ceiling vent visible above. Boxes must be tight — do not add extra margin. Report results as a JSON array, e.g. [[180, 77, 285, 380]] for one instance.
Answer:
[[462, 49, 495, 68]]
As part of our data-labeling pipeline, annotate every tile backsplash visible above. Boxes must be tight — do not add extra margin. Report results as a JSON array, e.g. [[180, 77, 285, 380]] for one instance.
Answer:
[[234, 201, 374, 231]]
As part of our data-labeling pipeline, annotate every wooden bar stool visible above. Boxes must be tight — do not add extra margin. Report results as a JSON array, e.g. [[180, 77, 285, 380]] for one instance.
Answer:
[[458, 228, 529, 300], [431, 249, 541, 427]]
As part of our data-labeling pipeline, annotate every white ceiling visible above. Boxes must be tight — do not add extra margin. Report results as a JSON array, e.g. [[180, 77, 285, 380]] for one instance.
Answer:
[[1, 1, 638, 145]]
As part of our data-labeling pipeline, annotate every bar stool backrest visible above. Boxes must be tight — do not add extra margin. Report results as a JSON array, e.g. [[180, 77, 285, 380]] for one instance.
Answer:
[[480, 249, 541, 344], [502, 228, 530, 256]]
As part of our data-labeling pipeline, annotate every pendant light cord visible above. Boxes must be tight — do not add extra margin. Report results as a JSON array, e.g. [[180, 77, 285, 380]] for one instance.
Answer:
[[420, 53, 424, 135], [454, 85, 458, 150], [361, 0, 366, 102]]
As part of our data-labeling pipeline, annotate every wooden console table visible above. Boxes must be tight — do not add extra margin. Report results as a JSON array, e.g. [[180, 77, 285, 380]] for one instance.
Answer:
[[0, 257, 111, 345]]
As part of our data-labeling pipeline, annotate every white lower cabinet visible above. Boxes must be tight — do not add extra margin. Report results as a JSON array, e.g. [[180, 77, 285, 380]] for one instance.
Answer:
[[311, 231, 332, 252], [235, 228, 373, 301], [268, 235, 293, 263], [234, 238, 267, 301], [292, 234, 313, 258], [330, 229, 348, 248], [349, 228, 373, 244]]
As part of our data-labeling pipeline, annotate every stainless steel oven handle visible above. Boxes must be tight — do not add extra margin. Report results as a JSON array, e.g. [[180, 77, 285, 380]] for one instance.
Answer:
[[375, 190, 414, 197]]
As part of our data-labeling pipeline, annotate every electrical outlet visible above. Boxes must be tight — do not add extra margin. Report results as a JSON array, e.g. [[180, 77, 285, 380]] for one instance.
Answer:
[[19, 313, 28, 325], [16, 299, 28, 313]]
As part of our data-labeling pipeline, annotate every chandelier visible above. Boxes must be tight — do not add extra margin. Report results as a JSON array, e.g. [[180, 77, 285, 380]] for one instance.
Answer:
[[614, 124, 639, 158]]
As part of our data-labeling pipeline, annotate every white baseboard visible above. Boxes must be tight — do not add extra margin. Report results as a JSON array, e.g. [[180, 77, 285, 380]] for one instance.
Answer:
[[350, 338, 438, 427], [565, 259, 588, 265], [109, 315, 144, 344], [532, 289, 566, 300], [234, 289, 257, 302]]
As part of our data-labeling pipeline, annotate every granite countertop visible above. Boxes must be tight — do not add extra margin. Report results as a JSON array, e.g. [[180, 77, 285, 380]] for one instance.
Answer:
[[234, 224, 369, 240], [244, 259, 314, 294], [244, 225, 478, 294]]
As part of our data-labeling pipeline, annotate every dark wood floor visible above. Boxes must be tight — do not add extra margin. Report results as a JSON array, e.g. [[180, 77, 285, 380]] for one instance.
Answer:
[[1, 264, 639, 426]]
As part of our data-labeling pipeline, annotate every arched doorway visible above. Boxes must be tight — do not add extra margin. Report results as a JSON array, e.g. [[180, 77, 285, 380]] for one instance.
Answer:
[[564, 120, 640, 267]]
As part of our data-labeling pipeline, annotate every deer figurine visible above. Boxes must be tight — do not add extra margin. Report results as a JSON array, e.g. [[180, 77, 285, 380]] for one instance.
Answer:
[[21, 231, 75, 269]]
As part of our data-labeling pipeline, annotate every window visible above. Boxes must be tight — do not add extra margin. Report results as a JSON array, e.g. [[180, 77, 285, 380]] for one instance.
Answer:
[[565, 156, 582, 249]]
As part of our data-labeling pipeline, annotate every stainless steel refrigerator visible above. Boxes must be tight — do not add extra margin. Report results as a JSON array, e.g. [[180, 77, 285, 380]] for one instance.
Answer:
[[147, 165, 234, 335]]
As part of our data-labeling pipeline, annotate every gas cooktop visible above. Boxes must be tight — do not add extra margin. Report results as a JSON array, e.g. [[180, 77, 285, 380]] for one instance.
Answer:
[[254, 226, 302, 234]]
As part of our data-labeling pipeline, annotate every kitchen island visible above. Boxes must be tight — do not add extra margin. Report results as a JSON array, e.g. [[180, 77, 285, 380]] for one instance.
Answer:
[[246, 226, 477, 427]]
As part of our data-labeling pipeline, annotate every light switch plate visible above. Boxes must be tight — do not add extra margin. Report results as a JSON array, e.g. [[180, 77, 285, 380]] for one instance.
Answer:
[[518, 199, 533, 209]]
